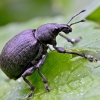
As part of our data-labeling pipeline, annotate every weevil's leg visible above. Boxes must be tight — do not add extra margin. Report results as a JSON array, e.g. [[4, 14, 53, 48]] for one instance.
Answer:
[[47, 44, 53, 51], [36, 54, 50, 92], [21, 67, 36, 98], [53, 46, 98, 62], [37, 68, 50, 91], [59, 33, 82, 44]]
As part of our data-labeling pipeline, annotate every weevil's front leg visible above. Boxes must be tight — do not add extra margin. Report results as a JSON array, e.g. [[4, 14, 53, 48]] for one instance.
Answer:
[[59, 33, 82, 44], [36, 54, 50, 92], [53, 46, 98, 62]]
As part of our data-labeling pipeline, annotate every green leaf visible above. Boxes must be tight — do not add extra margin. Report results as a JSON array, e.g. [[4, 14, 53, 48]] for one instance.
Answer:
[[2, 51, 100, 100], [1, 8, 100, 100], [86, 7, 100, 23], [80, 0, 100, 19]]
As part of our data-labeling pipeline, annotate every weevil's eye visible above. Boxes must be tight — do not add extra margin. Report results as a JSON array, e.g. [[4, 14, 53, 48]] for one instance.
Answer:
[[62, 26, 72, 34]]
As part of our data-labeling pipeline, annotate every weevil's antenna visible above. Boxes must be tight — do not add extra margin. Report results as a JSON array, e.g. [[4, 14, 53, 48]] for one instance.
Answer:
[[67, 10, 86, 25], [70, 19, 85, 26]]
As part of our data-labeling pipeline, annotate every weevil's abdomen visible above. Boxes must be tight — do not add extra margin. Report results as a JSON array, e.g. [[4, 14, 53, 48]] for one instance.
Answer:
[[0, 29, 39, 80]]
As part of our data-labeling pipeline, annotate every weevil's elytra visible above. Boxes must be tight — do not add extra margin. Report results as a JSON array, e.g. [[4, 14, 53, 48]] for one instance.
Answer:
[[0, 10, 97, 99]]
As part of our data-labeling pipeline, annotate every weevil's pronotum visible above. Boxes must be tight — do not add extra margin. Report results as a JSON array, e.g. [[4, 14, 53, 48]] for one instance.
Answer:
[[0, 10, 97, 98]]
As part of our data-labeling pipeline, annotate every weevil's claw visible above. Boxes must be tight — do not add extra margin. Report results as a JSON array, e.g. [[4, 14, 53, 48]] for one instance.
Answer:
[[86, 55, 98, 62], [27, 95, 32, 99], [71, 36, 82, 44], [27, 91, 33, 99], [44, 83, 50, 92]]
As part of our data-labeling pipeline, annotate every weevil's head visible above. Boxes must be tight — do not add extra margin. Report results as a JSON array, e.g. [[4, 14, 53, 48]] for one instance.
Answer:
[[34, 20, 84, 45], [62, 25, 72, 33], [35, 22, 74, 45], [35, 10, 86, 45]]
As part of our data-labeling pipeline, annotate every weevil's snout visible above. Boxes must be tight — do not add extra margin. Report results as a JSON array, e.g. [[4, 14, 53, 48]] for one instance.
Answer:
[[62, 26, 72, 34], [68, 27, 72, 32]]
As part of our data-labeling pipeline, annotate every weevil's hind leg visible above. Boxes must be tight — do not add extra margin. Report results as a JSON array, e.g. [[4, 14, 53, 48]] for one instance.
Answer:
[[59, 33, 82, 44], [37, 68, 50, 91], [36, 54, 50, 91], [21, 67, 36, 99]]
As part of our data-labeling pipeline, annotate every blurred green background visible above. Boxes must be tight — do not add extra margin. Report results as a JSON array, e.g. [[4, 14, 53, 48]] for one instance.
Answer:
[[0, 0, 100, 26]]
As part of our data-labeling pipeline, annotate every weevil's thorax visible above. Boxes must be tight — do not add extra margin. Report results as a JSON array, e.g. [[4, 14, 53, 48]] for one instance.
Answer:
[[35, 23, 72, 45]]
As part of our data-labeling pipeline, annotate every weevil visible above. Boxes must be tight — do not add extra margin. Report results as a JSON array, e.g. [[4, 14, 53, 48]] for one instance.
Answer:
[[0, 10, 97, 99]]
